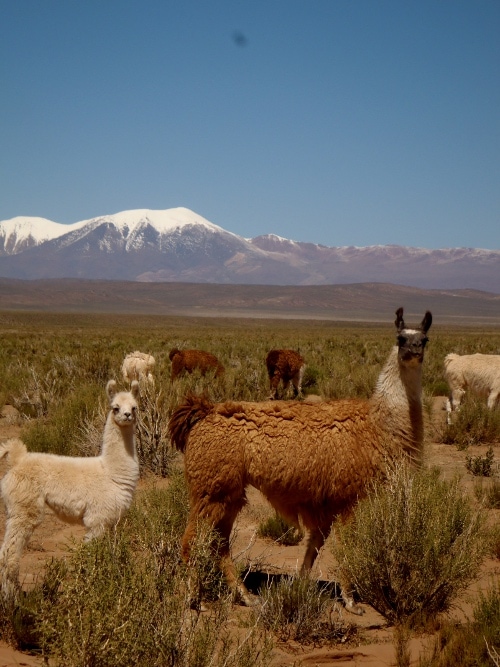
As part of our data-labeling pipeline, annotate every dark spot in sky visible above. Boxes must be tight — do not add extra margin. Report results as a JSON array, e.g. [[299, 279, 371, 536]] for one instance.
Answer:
[[232, 31, 248, 47]]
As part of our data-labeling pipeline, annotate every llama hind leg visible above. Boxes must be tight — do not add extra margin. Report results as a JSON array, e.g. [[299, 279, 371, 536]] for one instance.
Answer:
[[269, 374, 280, 400], [0, 511, 42, 598], [487, 389, 499, 410], [292, 366, 305, 398], [207, 504, 257, 606], [182, 500, 255, 607], [300, 527, 326, 573]]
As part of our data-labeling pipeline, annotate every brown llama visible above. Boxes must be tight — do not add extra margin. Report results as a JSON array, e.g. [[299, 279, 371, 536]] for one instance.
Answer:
[[266, 349, 306, 399], [169, 308, 432, 612], [169, 348, 225, 381]]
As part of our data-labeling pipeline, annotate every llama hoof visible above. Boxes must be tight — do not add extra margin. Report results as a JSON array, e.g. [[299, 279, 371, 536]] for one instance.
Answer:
[[344, 599, 365, 616], [189, 598, 209, 612], [237, 590, 260, 608]]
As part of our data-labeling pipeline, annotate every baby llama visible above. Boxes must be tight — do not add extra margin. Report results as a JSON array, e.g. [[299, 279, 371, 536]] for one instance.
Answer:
[[0, 380, 140, 597], [169, 307, 432, 612]]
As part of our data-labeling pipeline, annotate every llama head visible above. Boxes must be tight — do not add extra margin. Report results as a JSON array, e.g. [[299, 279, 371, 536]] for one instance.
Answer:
[[106, 380, 139, 426], [394, 307, 432, 367]]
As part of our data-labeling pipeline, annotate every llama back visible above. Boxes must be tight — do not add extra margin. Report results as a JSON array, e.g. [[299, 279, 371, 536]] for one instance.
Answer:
[[170, 396, 385, 507], [445, 353, 500, 393]]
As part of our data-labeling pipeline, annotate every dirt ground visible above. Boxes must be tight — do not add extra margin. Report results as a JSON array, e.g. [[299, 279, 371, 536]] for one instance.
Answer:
[[0, 398, 498, 667]]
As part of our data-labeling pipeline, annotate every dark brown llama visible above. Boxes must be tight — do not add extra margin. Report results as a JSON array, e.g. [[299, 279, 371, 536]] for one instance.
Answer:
[[266, 349, 306, 399], [169, 348, 225, 381]]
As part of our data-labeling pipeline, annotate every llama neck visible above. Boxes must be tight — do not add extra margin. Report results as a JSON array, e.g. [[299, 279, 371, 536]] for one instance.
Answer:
[[100, 414, 138, 478], [370, 346, 424, 464]]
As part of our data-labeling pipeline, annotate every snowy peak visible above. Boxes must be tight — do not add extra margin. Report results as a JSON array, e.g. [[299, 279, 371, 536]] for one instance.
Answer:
[[0, 216, 79, 255], [0, 207, 231, 256], [76, 207, 228, 235], [0, 207, 498, 292]]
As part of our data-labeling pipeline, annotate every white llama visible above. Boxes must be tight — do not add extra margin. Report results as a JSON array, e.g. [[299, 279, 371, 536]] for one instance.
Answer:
[[444, 352, 500, 423], [122, 351, 155, 385], [0, 380, 140, 597]]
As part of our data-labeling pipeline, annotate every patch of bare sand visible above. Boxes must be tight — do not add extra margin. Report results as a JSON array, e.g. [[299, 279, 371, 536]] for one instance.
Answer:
[[0, 399, 498, 666]]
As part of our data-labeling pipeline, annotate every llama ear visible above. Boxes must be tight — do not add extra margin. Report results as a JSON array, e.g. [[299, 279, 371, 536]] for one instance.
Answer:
[[106, 380, 117, 401], [131, 380, 140, 399], [420, 311, 432, 334], [395, 307, 405, 332]]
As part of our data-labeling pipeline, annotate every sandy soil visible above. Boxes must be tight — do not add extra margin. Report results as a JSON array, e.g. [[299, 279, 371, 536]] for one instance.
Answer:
[[0, 398, 498, 666]]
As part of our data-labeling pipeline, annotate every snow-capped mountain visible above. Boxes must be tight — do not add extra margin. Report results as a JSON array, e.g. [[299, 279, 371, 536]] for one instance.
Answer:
[[0, 207, 499, 292]]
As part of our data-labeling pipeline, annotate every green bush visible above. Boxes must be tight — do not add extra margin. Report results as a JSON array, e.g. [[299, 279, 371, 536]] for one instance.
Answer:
[[258, 574, 355, 644], [333, 463, 487, 626], [466, 447, 495, 477], [0, 482, 273, 667], [419, 579, 500, 667], [257, 512, 303, 546], [442, 397, 500, 448]]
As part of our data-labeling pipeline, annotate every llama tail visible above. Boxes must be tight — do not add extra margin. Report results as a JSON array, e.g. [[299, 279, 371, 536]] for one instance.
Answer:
[[444, 353, 459, 367], [168, 392, 214, 453], [0, 438, 28, 467]]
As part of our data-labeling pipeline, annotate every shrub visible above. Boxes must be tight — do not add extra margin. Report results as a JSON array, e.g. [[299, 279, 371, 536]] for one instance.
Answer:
[[0, 482, 273, 667], [135, 383, 177, 477], [21, 383, 99, 455], [466, 447, 495, 477], [258, 574, 355, 644], [419, 579, 500, 667], [474, 477, 500, 509], [257, 512, 303, 546], [333, 463, 487, 626], [441, 397, 500, 448]]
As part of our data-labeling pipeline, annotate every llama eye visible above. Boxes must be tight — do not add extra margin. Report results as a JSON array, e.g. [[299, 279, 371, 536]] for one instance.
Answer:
[[397, 335, 407, 345], [113, 407, 119, 413]]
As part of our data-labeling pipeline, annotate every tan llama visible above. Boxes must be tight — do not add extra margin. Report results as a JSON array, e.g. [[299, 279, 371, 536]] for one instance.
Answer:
[[169, 307, 432, 613]]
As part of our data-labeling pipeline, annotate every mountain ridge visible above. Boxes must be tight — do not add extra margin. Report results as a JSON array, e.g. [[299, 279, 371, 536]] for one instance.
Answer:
[[0, 208, 498, 292], [0, 278, 498, 324]]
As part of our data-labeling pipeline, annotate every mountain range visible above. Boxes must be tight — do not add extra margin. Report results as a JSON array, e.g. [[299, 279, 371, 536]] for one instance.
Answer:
[[0, 207, 498, 293]]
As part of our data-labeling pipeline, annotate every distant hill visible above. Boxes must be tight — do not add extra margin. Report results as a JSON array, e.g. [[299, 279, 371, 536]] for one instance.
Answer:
[[0, 208, 499, 293], [0, 278, 498, 324]]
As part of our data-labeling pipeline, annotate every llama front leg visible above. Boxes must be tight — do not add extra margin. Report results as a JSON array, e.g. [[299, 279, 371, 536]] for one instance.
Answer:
[[302, 527, 364, 615], [331, 526, 364, 616]]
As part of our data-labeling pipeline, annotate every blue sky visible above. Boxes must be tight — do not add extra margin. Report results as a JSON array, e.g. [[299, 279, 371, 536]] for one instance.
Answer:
[[1, 1, 499, 249]]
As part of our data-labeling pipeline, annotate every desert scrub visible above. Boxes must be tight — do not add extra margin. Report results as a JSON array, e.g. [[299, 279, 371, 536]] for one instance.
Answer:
[[466, 447, 495, 477], [333, 463, 487, 626], [135, 381, 177, 477], [419, 579, 500, 667], [474, 477, 500, 509], [258, 574, 355, 644], [12, 483, 274, 667], [441, 396, 500, 448], [257, 511, 303, 546], [21, 382, 100, 455]]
